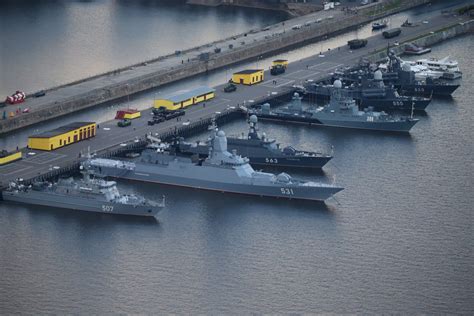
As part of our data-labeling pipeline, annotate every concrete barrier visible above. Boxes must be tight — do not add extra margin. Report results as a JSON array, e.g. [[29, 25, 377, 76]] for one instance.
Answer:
[[367, 19, 474, 62]]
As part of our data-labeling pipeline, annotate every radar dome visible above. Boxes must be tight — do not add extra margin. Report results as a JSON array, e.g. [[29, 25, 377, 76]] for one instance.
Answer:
[[333, 80, 342, 88], [276, 173, 291, 183], [249, 115, 258, 123], [293, 92, 300, 97], [402, 63, 411, 71], [374, 70, 383, 80], [217, 130, 225, 137]]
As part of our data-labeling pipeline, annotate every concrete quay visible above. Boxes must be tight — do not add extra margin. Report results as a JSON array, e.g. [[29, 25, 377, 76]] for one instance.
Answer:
[[0, 12, 471, 189], [0, 0, 432, 135]]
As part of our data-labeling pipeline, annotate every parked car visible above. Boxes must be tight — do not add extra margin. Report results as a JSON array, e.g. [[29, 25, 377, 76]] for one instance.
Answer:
[[117, 119, 131, 127], [34, 90, 46, 98]]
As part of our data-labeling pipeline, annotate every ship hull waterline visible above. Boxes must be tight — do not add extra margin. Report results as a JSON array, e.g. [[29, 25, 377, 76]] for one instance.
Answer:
[[1, 191, 160, 217], [91, 164, 342, 202], [253, 113, 418, 133]]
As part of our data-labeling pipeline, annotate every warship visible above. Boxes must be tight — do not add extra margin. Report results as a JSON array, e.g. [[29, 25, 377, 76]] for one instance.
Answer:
[[338, 50, 460, 96], [1, 167, 164, 217], [84, 129, 343, 201], [251, 86, 419, 132], [306, 70, 431, 111], [169, 115, 333, 169]]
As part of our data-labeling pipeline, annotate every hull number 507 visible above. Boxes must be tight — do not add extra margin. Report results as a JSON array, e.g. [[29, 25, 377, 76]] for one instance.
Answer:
[[102, 205, 114, 212]]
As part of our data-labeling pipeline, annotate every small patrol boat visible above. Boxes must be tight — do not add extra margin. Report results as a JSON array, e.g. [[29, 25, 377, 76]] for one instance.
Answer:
[[251, 88, 419, 133], [170, 115, 333, 169], [1, 167, 164, 217]]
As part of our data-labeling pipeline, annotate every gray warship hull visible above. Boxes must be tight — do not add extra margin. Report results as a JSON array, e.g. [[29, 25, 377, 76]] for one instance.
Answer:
[[1, 190, 160, 217], [88, 159, 342, 201], [306, 85, 430, 111], [253, 111, 418, 132], [176, 141, 332, 169]]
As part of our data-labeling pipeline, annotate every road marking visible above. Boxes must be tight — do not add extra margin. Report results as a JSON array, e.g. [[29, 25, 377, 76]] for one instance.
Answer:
[[25, 152, 66, 165], [261, 78, 294, 88], [274, 79, 295, 88], [0, 165, 32, 176], [320, 63, 345, 71]]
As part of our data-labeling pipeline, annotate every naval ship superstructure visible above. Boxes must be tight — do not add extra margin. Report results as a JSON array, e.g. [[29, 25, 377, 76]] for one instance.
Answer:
[[1, 167, 164, 217], [170, 115, 333, 169], [337, 50, 460, 97], [251, 87, 419, 132], [306, 70, 431, 111], [85, 129, 343, 201]]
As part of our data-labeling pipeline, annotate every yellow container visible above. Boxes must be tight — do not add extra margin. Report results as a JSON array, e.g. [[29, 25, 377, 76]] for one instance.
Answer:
[[232, 69, 264, 85], [28, 122, 96, 151], [0, 151, 22, 165], [154, 86, 215, 110], [272, 59, 288, 68]]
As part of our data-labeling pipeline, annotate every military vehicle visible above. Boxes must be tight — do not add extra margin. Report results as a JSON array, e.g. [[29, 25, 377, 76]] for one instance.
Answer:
[[152, 107, 185, 120], [224, 83, 237, 93], [1, 167, 164, 217], [148, 116, 165, 126], [85, 130, 343, 201], [348, 39, 367, 49], [251, 88, 419, 132], [270, 65, 286, 76], [382, 28, 401, 38], [170, 115, 333, 169]]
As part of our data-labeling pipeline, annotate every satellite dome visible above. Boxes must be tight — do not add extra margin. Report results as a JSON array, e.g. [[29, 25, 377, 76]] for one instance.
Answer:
[[333, 80, 342, 88], [249, 115, 258, 123], [402, 63, 411, 71], [293, 92, 300, 97], [217, 130, 225, 137], [374, 70, 383, 80]]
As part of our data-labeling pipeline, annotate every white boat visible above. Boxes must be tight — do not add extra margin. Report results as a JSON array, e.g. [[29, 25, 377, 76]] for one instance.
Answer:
[[410, 56, 462, 80]]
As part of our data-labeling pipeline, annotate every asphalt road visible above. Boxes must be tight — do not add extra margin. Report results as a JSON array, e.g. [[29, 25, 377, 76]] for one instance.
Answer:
[[0, 10, 468, 187]]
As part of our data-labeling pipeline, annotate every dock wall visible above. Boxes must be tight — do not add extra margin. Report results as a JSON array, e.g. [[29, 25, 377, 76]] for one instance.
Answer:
[[367, 19, 474, 62], [0, 0, 432, 135]]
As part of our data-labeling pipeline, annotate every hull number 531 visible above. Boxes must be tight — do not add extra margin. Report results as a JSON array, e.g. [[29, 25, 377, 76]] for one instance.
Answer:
[[280, 188, 294, 195]]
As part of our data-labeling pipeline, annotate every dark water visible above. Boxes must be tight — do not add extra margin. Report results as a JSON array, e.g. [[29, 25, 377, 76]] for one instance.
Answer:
[[1, 1, 474, 313], [1, 36, 473, 314], [0, 0, 287, 97]]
